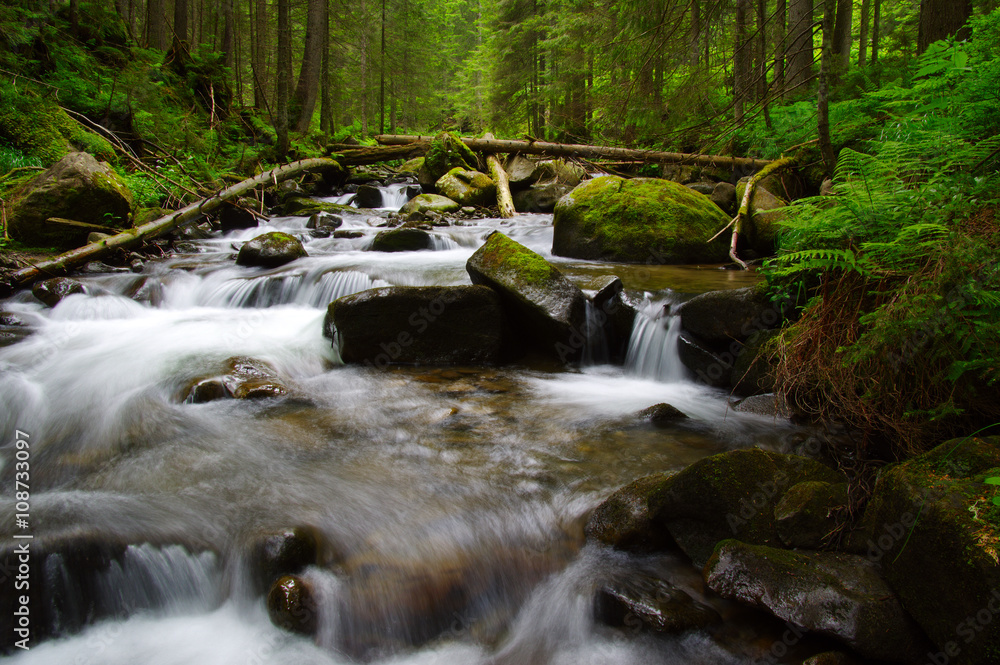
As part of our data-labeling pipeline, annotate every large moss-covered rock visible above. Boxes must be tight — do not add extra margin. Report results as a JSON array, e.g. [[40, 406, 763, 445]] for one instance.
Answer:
[[399, 193, 461, 217], [552, 176, 729, 264], [236, 232, 307, 268], [278, 196, 355, 217], [856, 436, 1000, 665], [423, 132, 478, 181], [587, 449, 843, 567], [435, 168, 496, 206], [466, 231, 589, 363], [397, 156, 425, 174], [705, 540, 930, 662], [8, 152, 133, 248], [326, 286, 506, 365]]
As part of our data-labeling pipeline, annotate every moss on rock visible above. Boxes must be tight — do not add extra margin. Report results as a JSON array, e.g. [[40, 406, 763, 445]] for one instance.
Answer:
[[0, 94, 114, 165], [424, 132, 478, 182], [399, 193, 461, 217], [236, 232, 307, 268], [552, 176, 729, 264], [435, 168, 495, 207]]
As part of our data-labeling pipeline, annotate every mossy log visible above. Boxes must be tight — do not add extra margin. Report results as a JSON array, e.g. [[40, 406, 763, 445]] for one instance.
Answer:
[[483, 133, 515, 218], [331, 143, 427, 165], [3, 158, 343, 294], [376, 134, 773, 170]]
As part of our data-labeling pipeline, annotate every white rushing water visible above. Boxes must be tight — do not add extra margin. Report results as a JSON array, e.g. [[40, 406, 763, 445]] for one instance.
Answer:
[[0, 185, 795, 664]]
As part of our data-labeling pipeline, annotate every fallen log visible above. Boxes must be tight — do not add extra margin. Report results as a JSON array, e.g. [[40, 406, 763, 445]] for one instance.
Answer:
[[330, 143, 427, 166], [483, 133, 515, 219], [3, 158, 343, 293], [375, 135, 772, 171]]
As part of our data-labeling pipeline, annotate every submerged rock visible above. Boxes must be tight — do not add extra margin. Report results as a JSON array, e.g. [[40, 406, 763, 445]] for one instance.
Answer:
[[32, 277, 88, 307], [181, 356, 289, 403], [466, 231, 589, 363], [267, 575, 318, 635], [705, 540, 930, 662], [327, 285, 506, 365], [552, 176, 729, 264], [236, 232, 307, 268], [595, 572, 721, 634], [637, 403, 689, 426], [585, 474, 674, 551]]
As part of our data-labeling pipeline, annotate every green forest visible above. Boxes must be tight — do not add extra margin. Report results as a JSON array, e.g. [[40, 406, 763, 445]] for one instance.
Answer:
[[2, 0, 1000, 455]]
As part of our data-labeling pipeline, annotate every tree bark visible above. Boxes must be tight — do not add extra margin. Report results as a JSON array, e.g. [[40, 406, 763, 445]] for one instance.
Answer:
[[275, 0, 291, 159], [858, 0, 869, 67], [320, 0, 333, 136], [775, 0, 786, 97], [918, 0, 971, 54], [871, 0, 880, 64], [4, 159, 344, 293], [147, 0, 168, 50], [734, 0, 750, 126], [172, 0, 188, 56], [221, 0, 235, 71], [252, 0, 268, 110], [787, 0, 814, 93], [483, 133, 515, 219], [376, 135, 773, 170], [293, 0, 327, 133], [818, 0, 836, 178], [832, 0, 852, 72]]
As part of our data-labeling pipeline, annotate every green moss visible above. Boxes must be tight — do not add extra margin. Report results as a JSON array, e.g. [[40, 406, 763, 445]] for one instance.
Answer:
[[0, 93, 113, 165], [424, 132, 477, 180], [483, 231, 556, 285], [553, 176, 729, 264]]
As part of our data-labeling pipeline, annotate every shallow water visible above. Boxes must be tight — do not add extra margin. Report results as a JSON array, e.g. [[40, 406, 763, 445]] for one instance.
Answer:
[[0, 193, 809, 664]]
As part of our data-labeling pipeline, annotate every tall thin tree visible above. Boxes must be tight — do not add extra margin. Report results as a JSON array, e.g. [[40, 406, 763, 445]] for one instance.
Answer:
[[817, 0, 835, 177], [276, 0, 292, 159], [293, 0, 328, 132]]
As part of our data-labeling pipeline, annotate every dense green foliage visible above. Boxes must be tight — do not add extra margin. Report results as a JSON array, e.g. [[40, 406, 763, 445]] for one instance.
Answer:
[[764, 11, 1000, 454]]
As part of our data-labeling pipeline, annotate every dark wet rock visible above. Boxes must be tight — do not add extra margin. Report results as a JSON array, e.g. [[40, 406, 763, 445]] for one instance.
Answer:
[[334, 230, 365, 239], [370, 227, 433, 252], [505, 154, 539, 187], [223, 356, 288, 399], [735, 179, 787, 255], [219, 201, 258, 232], [595, 572, 721, 634], [705, 540, 930, 662], [355, 184, 383, 208], [732, 393, 791, 418], [552, 176, 729, 264], [592, 275, 637, 363], [637, 403, 689, 426], [236, 232, 307, 268], [80, 260, 129, 274], [730, 328, 780, 397], [399, 193, 461, 217], [678, 285, 786, 346], [513, 180, 575, 213], [466, 231, 589, 363], [801, 652, 865, 665], [186, 378, 229, 403], [423, 131, 478, 181], [435, 168, 496, 207], [248, 527, 322, 593], [711, 182, 738, 216], [267, 575, 318, 635], [853, 436, 1000, 665], [306, 213, 343, 230], [326, 285, 506, 365], [686, 182, 715, 195], [32, 277, 88, 307], [279, 196, 355, 218], [774, 480, 849, 549], [7, 152, 133, 248], [0, 312, 31, 346], [677, 331, 732, 388], [585, 474, 675, 551]]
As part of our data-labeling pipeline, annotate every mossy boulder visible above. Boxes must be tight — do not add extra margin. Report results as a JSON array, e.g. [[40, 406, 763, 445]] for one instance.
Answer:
[[8, 152, 133, 248], [774, 480, 849, 549], [326, 285, 506, 365], [369, 228, 433, 252], [586, 449, 843, 567], [705, 540, 930, 662], [278, 196, 355, 217], [236, 232, 307, 268], [399, 194, 461, 217], [466, 231, 589, 363], [435, 168, 496, 206], [398, 156, 425, 174], [423, 132, 478, 181], [552, 176, 730, 264], [856, 436, 1000, 665]]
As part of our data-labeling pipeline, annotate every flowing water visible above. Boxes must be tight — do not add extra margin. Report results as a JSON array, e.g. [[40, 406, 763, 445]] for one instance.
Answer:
[[0, 190, 810, 664]]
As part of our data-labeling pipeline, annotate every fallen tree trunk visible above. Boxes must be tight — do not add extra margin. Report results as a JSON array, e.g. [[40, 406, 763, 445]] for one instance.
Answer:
[[376, 135, 772, 170], [483, 133, 515, 218], [330, 143, 427, 166], [3, 158, 343, 293]]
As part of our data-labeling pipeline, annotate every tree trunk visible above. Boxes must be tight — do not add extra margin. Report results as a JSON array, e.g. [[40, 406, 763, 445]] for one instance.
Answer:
[[689, 0, 701, 66], [918, 0, 971, 54], [252, 0, 268, 110], [734, 0, 750, 126], [787, 0, 814, 93], [275, 0, 291, 159], [858, 0, 869, 67], [379, 0, 386, 135], [375, 135, 773, 170], [147, 0, 168, 50], [221, 0, 234, 71], [173, 0, 188, 51], [818, 0, 836, 178], [775, 0, 786, 97], [832, 0, 852, 72], [4, 159, 345, 294], [320, 0, 333, 137], [871, 0, 880, 64], [293, 0, 327, 133]]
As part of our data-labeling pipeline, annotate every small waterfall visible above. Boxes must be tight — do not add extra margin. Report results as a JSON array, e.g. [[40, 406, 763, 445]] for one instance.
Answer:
[[581, 300, 609, 366], [429, 234, 461, 251], [169, 269, 390, 308], [379, 183, 417, 210], [624, 298, 688, 382]]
